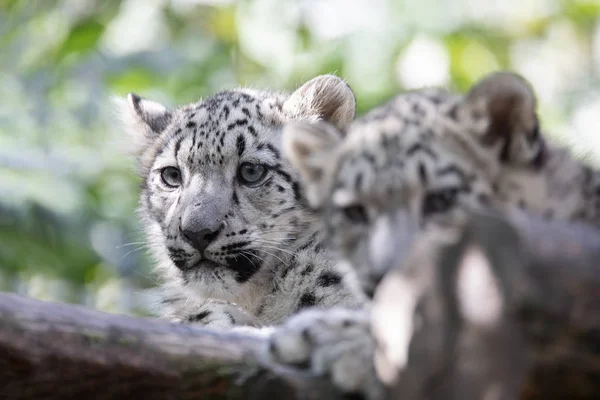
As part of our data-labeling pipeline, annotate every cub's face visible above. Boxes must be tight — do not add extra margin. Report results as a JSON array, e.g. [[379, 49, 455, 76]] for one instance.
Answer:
[[284, 72, 547, 295], [118, 75, 356, 299]]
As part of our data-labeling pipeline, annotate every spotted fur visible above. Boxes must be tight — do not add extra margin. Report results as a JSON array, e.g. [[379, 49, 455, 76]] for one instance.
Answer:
[[267, 72, 600, 398], [116, 75, 366, 328], [285, 71, 600, 292]]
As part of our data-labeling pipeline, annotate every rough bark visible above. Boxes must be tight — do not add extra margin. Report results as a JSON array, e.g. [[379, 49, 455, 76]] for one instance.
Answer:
[[0, 292, 341, 400]]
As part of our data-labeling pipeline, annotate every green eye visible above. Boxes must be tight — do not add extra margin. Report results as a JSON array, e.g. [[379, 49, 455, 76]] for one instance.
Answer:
[[238, 162, 268, 186], [161, 167, 182, 187]]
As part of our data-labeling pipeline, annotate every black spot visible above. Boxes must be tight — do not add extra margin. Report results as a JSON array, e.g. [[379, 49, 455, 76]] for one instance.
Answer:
[[247, 126, 257, 137], [418, 163, 428, 185], [317, 271, 342, 287], [276, 185, 285, 192], [354, 173, 363, 190], [500, 136, 512, 163], [256, 303, 266, 316], [296, 234, 317, 252], [297, 292, 317, 311], [411, 102, 426, 117], [228, 251, 262, 283], [301, 264, 314, 276], [160, 296, 182, 305], [236, 135, 246, 157], [186, 121, 196, 129], [174, 137, 184, 159], [274, 169, 293, 183], [232, 191, 239, 205], [239, 229, 247, 234], [447, 104, 459, 121], [227, 119, 248, 130], [266, 143, 280, 159], [224, 312, 236, 325], [292, 181, 302, 201], [406, 143, 438, 160], [436, 165, 468, 181], [188, 310, 211, 322]]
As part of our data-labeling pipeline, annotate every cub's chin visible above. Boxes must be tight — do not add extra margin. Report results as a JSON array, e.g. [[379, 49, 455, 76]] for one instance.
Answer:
[[179, 255, 265, 296]]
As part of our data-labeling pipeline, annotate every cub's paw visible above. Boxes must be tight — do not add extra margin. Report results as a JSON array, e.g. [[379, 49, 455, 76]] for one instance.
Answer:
[[174, 299, 259, 329], [266, 308, 386, 400]]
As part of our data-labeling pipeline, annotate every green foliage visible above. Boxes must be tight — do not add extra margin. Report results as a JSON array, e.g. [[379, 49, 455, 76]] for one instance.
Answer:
[[1, 0, 599, 315]]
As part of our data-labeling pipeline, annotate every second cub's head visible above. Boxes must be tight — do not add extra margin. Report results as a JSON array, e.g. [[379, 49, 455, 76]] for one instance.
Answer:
[[284, 72, 547, 296]]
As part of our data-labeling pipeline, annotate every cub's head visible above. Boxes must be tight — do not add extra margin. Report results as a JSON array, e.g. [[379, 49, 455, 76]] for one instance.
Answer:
[[284, 72, 555, 296], [117, 75, 355, 300]]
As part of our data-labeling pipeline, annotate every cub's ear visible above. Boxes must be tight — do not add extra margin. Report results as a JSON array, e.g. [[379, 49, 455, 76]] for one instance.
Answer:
[[282, 121, 343, 208], [114, 93, 173, 155], [283, 75, 356, 130], [461, 72, 545, 168]]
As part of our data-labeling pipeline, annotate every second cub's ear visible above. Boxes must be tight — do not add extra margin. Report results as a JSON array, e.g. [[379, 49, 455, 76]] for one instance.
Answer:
[[283, 121, 343, 208], [283, 75, 356, 130], [462, 72, 544, 167]]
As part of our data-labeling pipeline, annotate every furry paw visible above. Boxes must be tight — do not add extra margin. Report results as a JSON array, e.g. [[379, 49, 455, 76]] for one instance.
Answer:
[[174, 299, 260, 329], [266, 308, 386, 399]]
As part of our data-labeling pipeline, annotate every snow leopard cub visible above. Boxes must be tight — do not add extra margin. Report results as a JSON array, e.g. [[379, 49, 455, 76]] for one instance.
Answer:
[[116, 75, 367, 330], [268, 72, 600, 398]]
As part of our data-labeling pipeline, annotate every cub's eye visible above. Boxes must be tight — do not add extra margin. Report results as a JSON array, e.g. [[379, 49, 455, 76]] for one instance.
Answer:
[[423, 188, 458, 215], [161, 167, 182, 188], [342, 205, 368, 224], [238, 162, 268, 186]]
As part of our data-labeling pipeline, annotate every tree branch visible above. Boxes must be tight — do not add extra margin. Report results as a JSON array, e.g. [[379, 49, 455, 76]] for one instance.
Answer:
[[0, 292, 341, 400]]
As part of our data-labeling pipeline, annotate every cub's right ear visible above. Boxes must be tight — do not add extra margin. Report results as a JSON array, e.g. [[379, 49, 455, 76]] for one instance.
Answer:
[[282, 121, 343, 208], [114, 93, 173, 155]]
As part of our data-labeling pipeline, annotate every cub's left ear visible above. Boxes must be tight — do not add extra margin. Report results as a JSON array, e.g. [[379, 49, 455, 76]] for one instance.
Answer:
[[283, 121, 343, 208], [283, 75, 356, 130], [462, 72, 545, 168], [115, 93, 173, 156]]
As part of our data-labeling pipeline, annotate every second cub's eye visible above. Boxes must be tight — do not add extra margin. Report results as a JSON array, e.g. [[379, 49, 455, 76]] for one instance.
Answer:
[[238, 162, 268, 186], [161, 167, 182, 187], [423, 188, 458, 215], [342, 205, 368, 224]]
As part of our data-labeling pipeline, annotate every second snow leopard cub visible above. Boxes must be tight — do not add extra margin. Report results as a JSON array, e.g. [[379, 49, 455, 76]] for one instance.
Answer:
[[117, 75, 366, 329], [268, 72, 600, 397]]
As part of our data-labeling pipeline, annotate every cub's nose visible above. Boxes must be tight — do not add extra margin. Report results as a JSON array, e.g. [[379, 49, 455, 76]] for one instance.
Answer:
[[182, 222, 224, 253]]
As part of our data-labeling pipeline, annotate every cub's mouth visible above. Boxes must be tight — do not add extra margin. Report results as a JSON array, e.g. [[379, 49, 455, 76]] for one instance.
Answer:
[[183, 251, 263, 283]]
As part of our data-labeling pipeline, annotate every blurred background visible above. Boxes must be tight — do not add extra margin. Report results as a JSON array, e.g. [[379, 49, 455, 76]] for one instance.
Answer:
[[1, 0, 599, 316]]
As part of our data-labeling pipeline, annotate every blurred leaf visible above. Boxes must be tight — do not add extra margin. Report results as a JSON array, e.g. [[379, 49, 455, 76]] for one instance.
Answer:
[[562, 0, 600, 28], [207, 6, 238, 45], [106, 67, 162, 94], [54, 19, 104, 62], [445, 32, 504, 91]]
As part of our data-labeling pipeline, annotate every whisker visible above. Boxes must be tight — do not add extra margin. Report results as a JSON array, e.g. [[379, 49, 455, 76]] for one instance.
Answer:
[[253, 248, 289, 267], [251, 242, 295, 256], [120, 246, 147, 261], [117, 242, 147, 249]]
